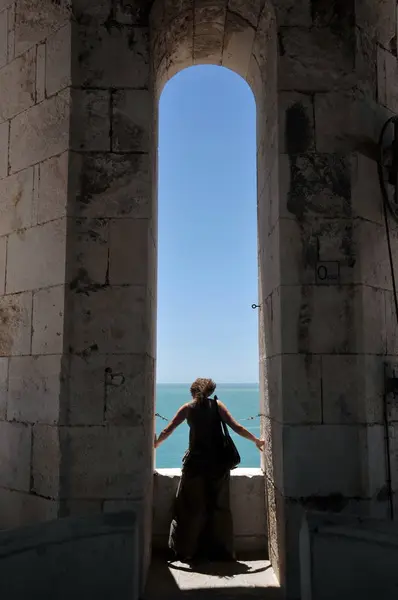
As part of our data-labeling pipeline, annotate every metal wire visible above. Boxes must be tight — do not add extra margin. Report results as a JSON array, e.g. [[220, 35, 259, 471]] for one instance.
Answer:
[[155, 412, 265, 423]]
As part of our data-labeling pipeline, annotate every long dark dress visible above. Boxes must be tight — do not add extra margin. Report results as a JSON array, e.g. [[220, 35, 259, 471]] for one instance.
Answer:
[[168, 398, 234, 561]]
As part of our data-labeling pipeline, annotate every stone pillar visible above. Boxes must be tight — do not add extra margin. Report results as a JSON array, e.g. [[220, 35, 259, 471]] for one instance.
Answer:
[[0, 0, 71, 524], [0, 0, 155, 584], [262, 1, 398, 597]]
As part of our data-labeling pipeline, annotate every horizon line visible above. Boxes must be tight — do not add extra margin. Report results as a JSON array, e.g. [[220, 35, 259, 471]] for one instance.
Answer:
[[157, 382, 260, 385]]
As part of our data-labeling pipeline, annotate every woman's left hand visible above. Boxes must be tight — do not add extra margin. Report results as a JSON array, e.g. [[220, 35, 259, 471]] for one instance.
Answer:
[[255, 438, 265, 451]]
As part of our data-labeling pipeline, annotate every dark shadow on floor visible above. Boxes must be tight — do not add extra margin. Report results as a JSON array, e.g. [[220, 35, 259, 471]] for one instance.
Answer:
[[168, 560, 271, 577]]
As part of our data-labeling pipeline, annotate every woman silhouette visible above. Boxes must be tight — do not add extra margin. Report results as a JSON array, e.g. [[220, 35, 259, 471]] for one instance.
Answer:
[[154, 377, 264, 562]]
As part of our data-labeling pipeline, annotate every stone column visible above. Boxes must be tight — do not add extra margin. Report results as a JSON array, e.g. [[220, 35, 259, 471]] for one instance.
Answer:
[[0, 0, 71, 524], [0, 0, 155, 584], [263, 1, 398, 597]]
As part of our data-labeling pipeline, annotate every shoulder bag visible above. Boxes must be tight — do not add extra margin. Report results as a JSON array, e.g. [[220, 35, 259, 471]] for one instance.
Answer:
[[214, 397, 241, 470]]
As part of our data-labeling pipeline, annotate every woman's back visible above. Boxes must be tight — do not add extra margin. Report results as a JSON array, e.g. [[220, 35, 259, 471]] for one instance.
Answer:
[[185, 398, 223, 471]]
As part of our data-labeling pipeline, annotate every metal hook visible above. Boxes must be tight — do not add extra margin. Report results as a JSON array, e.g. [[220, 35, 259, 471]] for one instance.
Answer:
[[251, 303, 261, 310]]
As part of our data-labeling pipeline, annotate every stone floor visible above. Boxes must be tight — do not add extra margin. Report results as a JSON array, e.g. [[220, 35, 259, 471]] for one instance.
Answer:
[[144, 553, 282, 600]]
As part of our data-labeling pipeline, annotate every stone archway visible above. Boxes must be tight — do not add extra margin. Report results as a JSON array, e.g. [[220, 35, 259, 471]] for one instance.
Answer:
[[0, 1, 397, 598], [149, 0, 281, 582]]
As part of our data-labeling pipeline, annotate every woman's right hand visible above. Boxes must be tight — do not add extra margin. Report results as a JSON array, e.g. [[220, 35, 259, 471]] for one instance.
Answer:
[[255, 438, 265, 451]]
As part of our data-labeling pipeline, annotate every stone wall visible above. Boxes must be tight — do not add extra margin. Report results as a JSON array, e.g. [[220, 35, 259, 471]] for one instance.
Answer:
[[263, 2, 398, 597], [1, 0, 398, 598], [300, 511, 398, 600], [153, 469, 268, 553], [0, 0, 71, 525]]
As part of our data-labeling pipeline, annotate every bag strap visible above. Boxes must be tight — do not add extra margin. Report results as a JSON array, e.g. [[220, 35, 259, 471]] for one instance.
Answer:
[[214, 398, 230, 438]]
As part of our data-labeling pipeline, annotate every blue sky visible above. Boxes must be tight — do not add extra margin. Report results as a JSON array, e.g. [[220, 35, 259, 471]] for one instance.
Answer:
[[156, 65, 258, 384]]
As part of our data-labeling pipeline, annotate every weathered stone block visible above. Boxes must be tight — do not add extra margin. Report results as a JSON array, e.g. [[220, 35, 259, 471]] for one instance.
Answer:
[[246, 51, 263, 105], [283, 424, 362, 497], [59, 499, 103, 516], [227, 0, 264, 28], [261, 287, 281, 358], [7, 4, 15, 64], [65, 354, 106, 425], [0, 120, 8, 179], [167, 34, 193, 80], [355, 25, 377, 99], [33, 152, 68, 225], [362, 355, 384, 424], [71, 152, 151, 218], [0, 291, 32, 356], [377, 47, 398, 112], [310, 219, 355, 285], [222, 11, 255, 78], [0, 357, 8, 419], [259, 219, 280, 296], [356, 0, 396, 51], [32, 285, 65, 354], [0, 8, 7, 68], [109, 218, 150, 286], [0, 488, 58, 528], [112, 90, 150, 152], [279, 92, 314, 154], [7, 354, 62, 423], [354, 285, 386, 355], [322, 355, 367, 424], [280, 285, 355, 354], [15, 0, 70, 56], [361, 424, 387, 498], [46, 22, 71, 96], [268, 161, 279, 233], [105, 354, 154, 426], [276, 218, 316, 287], [351, 154, 383, 225], [263, 418, 284, 490], [32, 423, 60, 498], [278, 27, 354, 92], [0, 47, 36, 122], [280, 153, 351, 221], [0, 0, 13, 12], [0, 235, 6, 295], [385, 289, 398, 355], [193, 33, 223, 65], [68, 285, 150, 355], [282, 354, 322, 424], [10, 89, 70, 173], [68, 218, 109, 287], [0, 167, 33, 236], [71, 89, 110, 152], [73, 24, 149, 89], [194, 4, 225, 37], [314, 90, 383, 153], [268, 354, 322, 424], [252, 4, 276, 74], [353, 219, 391, 290], [71, 0, 112, 23], [7, 219, 67, 294], [0, 420, 31, 491], [34, 424, 149, 499], [387, 424, 398, 507], [35, 43, 45, 103], [273, 0, 311, 26]]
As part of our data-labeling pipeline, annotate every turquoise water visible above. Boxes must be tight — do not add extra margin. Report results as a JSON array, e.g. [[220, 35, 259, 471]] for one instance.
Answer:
[[155, 383, 261, 468]]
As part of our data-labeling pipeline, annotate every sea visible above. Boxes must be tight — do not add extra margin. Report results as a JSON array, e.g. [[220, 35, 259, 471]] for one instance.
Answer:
[[155, 383, 260, 468]]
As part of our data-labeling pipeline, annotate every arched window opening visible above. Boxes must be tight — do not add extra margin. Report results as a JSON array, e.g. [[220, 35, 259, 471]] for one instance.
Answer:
[[155, 65, 259, 469]]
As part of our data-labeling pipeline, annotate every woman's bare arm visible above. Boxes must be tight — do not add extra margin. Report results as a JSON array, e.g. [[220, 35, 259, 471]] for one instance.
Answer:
[[154, 404, 189, 448], [217, 400, 264, 450]]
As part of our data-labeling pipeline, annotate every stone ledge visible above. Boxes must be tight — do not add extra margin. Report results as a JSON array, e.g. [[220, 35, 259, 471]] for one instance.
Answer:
[[155, 467, 263, 477]]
